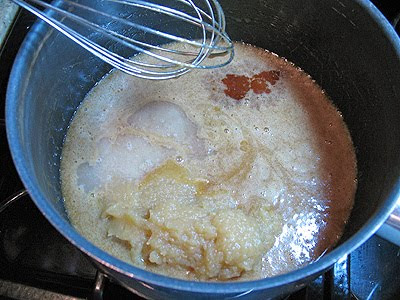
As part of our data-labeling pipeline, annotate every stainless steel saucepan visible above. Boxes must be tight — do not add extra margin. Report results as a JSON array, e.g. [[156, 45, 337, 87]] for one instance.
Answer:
[[6, 0, 400, 298]]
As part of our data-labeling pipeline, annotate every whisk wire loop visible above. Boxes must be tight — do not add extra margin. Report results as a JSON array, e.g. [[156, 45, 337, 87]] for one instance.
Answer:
[[12, 0, 234, 79]]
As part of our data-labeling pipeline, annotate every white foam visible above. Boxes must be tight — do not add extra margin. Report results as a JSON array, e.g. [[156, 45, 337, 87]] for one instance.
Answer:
[[127, 101, 206, 157], [77, 135, 172, 192]]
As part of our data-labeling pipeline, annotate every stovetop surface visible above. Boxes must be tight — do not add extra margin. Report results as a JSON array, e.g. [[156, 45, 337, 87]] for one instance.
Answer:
[[1, 1, 400, 299]]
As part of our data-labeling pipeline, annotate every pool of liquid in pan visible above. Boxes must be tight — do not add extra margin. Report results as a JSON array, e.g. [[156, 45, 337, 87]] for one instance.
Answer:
[[60, 42, 357, 281]]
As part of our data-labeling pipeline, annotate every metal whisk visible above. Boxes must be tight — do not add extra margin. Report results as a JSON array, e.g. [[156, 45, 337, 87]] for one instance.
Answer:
[[13, 0, 234, 79]]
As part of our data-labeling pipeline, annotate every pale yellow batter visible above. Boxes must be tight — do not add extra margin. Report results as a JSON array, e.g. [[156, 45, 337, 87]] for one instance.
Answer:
[[61, 43, 357, 281]]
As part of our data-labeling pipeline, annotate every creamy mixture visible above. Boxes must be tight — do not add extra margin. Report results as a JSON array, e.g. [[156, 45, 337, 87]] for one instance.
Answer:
[[61, 43, 357, 281]]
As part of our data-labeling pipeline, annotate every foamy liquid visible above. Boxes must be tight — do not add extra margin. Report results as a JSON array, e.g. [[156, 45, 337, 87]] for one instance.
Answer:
[[60, 43, 357, 281]]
